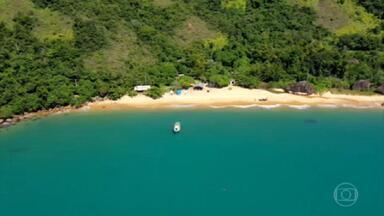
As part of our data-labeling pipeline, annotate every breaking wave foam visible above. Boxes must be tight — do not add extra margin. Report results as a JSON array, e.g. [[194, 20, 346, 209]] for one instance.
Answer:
[[209, 104, 282, 109], [287, 105, 311, 110]]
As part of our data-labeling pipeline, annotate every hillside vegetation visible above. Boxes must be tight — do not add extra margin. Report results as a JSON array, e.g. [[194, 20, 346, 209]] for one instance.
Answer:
[[0, 0, 383, 118], [0, 0, 73, 40], [289, 0, 380, 35]]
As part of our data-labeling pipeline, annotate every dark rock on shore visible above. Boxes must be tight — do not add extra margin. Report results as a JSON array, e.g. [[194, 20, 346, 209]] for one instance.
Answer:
[[1, 118, 14, 128], [1, 116, 31, 128], [0, 106, 73, 129], [285, 81, 315, 95], [352, 80, 371, 91], [376, 84, 384, 95], [2, 122, 12, 127]]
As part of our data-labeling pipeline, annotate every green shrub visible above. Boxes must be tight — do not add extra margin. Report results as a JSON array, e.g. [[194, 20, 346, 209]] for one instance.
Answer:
[[145, 86, 166, 99], [208, 74, 230, 88], [176, 76, 195, 89]]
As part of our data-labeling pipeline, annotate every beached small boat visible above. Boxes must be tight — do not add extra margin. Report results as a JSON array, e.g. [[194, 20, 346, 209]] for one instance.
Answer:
[[173, 122, 181, 133]]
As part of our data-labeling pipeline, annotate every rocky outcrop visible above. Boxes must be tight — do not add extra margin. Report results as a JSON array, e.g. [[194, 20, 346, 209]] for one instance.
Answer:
[[0, 117, 21, 128], [0, 107, 73, 129], [376, 84, 384, 95], [285, 81, 315, 95], [352, 80, 372, 91], [0, 118, 13, 128]]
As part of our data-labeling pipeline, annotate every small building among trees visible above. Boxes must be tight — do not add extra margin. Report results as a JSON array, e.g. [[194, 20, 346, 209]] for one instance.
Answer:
[[134, 85, 151, 92]]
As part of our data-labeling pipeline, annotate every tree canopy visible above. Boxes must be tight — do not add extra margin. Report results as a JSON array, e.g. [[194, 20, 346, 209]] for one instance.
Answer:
[[0, 0, 383, 118]]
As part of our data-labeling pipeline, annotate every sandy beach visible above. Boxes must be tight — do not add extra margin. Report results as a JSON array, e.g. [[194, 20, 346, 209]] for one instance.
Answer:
[[3, 86, 383, 128], [87, 86, 384, 110]]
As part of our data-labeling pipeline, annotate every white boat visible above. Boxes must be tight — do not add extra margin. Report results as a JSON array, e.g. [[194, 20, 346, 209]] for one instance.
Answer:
[[173, 122, 181, 133]]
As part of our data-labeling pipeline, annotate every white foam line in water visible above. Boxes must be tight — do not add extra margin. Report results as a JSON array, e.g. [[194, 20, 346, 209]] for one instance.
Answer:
[[287, 105, 311, 110], [209, 104, 282, 109], [167, 104, 197, 108], [317, 104, 338, 108], [209, 105, 226, 109], [255, 104, 282, 109], [230, 104, 258, 109], [341, 104, 377, 109]]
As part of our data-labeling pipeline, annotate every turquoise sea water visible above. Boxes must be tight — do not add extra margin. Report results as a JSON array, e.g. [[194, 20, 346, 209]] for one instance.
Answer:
[[0, 109, 383, 216]]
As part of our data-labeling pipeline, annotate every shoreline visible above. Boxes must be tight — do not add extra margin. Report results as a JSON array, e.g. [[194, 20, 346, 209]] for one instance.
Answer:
[[0, 107, 75, 129], [87, 86, 384, 111], [1, 86, 384, 128]]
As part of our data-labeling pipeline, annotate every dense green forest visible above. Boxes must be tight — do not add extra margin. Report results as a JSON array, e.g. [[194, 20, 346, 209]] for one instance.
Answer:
[[0, 0, 383, 118]]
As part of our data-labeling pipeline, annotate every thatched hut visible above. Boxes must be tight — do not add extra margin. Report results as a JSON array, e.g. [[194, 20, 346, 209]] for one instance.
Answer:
[[352, 80, 371, 91], [285, 81, 315, 95]]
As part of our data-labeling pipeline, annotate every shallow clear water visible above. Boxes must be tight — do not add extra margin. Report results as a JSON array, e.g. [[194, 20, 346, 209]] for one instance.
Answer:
[[0, 109, 383, 216]]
